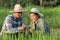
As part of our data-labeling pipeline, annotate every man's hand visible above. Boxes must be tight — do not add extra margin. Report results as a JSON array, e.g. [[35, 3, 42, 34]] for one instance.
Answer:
[[20, 25, 25, 30]]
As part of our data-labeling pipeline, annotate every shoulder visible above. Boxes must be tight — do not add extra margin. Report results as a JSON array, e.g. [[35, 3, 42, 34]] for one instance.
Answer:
[[5, 15, 13, 20], [3, 15, 13, 24], [4, 15, 13, 22], [39, 18, 48, 24], [38, 18, 44, 22]]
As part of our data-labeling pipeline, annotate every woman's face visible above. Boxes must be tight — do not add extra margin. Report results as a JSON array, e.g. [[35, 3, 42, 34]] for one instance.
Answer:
[[30, 13, 38, 22]]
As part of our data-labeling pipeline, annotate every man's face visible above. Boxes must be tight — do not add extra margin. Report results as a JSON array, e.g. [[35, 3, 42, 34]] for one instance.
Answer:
[[30, 13, 38, 22], [14, 12, 22, 18]]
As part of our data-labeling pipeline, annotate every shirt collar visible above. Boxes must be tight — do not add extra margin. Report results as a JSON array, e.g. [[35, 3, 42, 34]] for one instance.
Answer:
[[33, 18, 40, 24]]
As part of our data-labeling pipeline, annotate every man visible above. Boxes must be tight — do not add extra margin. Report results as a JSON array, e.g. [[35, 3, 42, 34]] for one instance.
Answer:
[[1, 4, 25, 40]]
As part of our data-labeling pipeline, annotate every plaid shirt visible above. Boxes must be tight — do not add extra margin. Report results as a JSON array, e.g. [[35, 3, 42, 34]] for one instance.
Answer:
[[1, 15, 24, 33]]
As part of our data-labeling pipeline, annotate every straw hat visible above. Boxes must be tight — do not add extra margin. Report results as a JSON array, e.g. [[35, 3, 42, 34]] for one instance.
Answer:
[[10, 4, 23, 12]]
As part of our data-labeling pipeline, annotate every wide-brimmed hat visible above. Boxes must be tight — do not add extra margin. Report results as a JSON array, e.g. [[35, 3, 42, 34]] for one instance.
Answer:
[[10, 4, 23, 12], [29, 8, 43, 17]]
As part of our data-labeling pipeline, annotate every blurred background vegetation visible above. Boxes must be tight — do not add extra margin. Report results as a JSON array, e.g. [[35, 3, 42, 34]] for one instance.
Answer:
[[0, 0, 60, 8]]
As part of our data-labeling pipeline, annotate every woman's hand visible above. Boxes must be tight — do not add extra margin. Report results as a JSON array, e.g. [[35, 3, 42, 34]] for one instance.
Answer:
[[28, 27, 32, 33]]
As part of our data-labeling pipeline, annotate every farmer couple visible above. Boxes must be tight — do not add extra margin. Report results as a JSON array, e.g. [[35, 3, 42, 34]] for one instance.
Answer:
[[1, 4, 50, 37]]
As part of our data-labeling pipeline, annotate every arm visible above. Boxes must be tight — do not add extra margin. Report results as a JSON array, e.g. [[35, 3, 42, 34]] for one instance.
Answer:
[[1, 17, 20, 33]]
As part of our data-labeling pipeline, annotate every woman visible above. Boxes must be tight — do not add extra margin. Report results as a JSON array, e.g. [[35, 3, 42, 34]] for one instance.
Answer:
[[28, 8, 50, 34]]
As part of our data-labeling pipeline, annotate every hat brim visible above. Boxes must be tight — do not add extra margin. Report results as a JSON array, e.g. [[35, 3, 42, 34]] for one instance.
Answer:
[[28, 12, 43, 18], [10, 10, 24, 13]]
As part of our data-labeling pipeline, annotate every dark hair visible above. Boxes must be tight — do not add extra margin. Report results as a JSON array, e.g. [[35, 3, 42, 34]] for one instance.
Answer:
[[29, 12, 40, 18]]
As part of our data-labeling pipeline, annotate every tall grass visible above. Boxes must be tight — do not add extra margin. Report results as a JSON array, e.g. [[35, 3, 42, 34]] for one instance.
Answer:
[[0, 29, 60, 40]]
